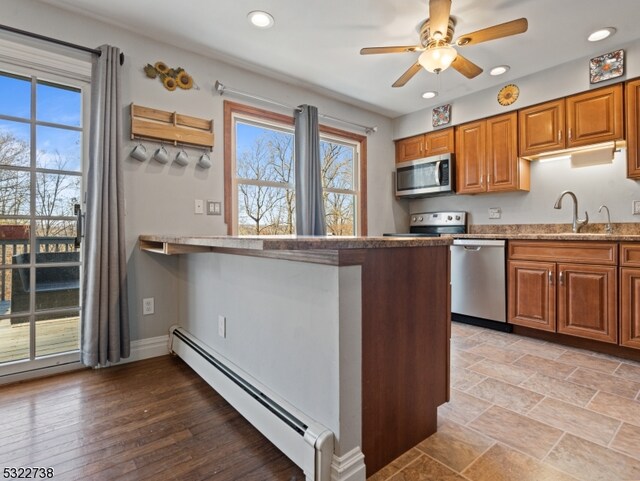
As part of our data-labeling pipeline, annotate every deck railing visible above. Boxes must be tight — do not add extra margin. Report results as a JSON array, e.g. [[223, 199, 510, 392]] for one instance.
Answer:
[[1, 237, 78, 302]]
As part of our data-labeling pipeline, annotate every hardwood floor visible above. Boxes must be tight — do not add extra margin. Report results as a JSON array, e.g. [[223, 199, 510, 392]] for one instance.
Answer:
[[0, 355, 303, 481]]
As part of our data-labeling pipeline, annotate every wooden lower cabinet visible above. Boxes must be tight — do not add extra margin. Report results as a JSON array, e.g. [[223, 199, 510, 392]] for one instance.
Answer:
[[557, 263, 617, 343], [621, 268, 640, 349], [508, 241, 618, 344], [508, 260, 556, 331]]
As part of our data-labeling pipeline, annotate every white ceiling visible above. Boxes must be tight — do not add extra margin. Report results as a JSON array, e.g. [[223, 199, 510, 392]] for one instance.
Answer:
[[39, 0, 640, 118]]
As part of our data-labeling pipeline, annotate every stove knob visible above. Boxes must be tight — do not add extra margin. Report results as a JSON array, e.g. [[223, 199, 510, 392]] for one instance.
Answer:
[[455, 215, 461, 220], [418, 216, 423, 221], [412, 216, 417, 222], [447, 215, 453, 221]]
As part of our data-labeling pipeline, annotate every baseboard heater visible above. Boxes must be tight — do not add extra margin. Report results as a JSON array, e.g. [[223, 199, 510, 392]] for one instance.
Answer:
[[169, 326, 334, 481]]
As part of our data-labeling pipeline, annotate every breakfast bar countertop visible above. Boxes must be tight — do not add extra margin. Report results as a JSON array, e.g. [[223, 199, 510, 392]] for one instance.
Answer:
[[138, 234, 452, 251]]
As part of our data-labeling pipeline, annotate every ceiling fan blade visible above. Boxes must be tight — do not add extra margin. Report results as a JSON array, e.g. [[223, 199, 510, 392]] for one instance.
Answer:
[[392, 62, 423, 87], [451, 54, 483, 79], [456, 18, 528, 46], [360, 45, 422, 55], [429, 0, 452, 40]]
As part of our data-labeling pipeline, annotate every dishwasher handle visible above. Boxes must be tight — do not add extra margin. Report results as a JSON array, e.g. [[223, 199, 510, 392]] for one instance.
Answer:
[[463, 246, 482, 251], [453, 239, 506, 247]]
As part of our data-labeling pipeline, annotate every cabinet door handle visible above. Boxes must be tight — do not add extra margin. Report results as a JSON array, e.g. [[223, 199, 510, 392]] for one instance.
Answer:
[[549, 270, 553, 285], [559, 271, 564, 285], [568, 128, 572, 141], [487, 174, 491, 184], [480, 174, 483, 186], [558, 130, 562, 142]]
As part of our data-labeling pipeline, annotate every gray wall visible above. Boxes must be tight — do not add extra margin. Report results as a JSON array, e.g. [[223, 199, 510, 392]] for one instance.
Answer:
[[3, 0, 404, 341], [393, 39, 640, 227]]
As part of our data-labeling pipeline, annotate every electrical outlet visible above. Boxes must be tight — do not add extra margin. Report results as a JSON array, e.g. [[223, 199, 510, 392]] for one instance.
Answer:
[[488, 207, 502, 219], [194, 199, 204, 214], [207, 200, 222, 215], [142, 297, 154, 315], [633, 200, 640, 215], [218, 315, 226, 338]]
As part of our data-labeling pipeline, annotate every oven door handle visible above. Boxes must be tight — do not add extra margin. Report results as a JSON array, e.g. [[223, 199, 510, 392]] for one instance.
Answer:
[[435, 160, 442, 185]]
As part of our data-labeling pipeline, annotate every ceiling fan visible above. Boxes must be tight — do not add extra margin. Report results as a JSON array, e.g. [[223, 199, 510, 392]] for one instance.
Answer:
[[360, 0, 528, 87]]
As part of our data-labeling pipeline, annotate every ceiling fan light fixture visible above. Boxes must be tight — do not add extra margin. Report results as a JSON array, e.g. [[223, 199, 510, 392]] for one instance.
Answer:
[[418, 44, 458, 73], [588, 27, 616, 42], [489, 65, 510, 76], [422, 91, 438, 99], [247, 10, 275, 29]]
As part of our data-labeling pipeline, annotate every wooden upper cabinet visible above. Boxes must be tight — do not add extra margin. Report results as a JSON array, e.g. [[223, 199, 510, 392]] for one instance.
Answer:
[[626, 79, 640, 179], [519, 84, 623, 157], [486, 112, 528, 192], [395, 128, 455, 164], [455, 120, 486, 194], [566, 84, 623, 148], [425, 128, 454, 156], [519, 100, 565, 157], [456, 113, 527, 195], [395, 134, 424, 163]]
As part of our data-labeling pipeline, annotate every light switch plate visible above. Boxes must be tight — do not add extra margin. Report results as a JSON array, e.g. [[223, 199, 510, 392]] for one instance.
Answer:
[[633, 200, 640, 215], [207, 200, 222, 215]]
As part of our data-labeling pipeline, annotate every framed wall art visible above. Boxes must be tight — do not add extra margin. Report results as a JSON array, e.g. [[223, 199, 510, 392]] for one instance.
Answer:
[[590, 49, 624, 84], [432, 104, 451, 128]]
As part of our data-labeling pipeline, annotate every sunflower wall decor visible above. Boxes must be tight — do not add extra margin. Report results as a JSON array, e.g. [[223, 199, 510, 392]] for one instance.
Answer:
[[143, 61, 197, 91], [497, 84, 519, 106]]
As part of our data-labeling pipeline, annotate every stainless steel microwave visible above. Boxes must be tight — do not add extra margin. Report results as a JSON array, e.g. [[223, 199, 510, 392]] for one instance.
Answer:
[[395, 153, 455, 198]]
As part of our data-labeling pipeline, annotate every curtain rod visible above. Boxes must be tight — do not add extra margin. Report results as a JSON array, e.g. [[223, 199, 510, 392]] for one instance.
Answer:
[[215, 80, 377, 135], [0, 23, 125, 65]]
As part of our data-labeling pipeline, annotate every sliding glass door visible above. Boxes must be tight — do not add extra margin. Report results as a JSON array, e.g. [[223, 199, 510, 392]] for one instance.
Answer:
[[0, 66, 86, 376]]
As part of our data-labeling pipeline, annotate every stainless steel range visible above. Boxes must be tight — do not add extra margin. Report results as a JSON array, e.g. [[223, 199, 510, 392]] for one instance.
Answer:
[[384, 211, 467, 237]]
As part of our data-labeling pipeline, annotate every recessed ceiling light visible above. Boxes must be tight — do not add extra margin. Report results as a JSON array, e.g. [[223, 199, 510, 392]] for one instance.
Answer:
[[489, 65, 510, 76], [422, 91, 438, 99], [588, 27, 616, 42], [248, 10, 274, 29]]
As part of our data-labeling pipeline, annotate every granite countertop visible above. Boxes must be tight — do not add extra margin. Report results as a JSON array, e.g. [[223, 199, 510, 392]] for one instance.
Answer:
[[453, 233, 640, 241], [457, 223, 640, 241], [139, 234, 452, 251]]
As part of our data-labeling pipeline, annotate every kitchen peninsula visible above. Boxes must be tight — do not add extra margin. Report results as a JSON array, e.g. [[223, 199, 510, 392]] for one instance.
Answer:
[[139, 234, 452, 479]]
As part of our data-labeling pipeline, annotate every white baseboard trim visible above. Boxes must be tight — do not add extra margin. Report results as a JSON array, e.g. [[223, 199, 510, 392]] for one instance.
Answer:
[[121, 335, 170, 364], [331, 447, 366, 481]]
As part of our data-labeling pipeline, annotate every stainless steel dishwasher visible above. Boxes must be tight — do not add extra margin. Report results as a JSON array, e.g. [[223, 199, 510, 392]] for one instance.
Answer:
[[450, 239, 507, 325]]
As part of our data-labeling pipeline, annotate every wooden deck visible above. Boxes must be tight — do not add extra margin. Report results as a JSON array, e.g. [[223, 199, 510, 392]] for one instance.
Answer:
[[0, 316, 79, 363]]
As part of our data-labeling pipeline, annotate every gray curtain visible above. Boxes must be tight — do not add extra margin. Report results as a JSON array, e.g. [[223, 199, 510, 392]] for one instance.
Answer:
[[81, 45, 130, 367], [294, 105, 326, 235]]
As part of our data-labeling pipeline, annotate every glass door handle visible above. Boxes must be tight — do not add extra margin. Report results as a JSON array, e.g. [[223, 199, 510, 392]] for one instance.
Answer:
[[74, 204, 82, 248]]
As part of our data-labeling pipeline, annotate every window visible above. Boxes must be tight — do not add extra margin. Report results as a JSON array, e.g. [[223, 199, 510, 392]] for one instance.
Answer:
[[224, 101, 367, 236]]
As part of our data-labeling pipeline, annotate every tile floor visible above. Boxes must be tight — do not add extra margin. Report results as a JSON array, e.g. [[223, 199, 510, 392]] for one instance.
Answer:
[[368, 322, 640, 481]]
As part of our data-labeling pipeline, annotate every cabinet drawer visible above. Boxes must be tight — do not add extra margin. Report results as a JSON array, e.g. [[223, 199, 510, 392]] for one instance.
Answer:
[[621, 244, 640, 267], [508, 241, 617, 265]]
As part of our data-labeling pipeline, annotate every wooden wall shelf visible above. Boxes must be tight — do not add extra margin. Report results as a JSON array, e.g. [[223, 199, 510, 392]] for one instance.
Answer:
[[130, 103, 214, 150]]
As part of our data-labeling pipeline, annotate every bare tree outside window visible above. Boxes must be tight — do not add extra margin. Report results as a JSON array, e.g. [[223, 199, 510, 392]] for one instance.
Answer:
[[235, 120, 359, 236]]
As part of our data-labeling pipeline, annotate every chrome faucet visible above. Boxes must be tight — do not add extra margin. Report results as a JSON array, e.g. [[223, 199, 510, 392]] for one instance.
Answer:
[[554, 190, 589, 233], [598, 205, 612, 234]]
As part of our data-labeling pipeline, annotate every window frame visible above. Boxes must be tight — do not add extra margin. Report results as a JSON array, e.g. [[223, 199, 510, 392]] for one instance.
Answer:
[[224, 100, 367, 236]]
